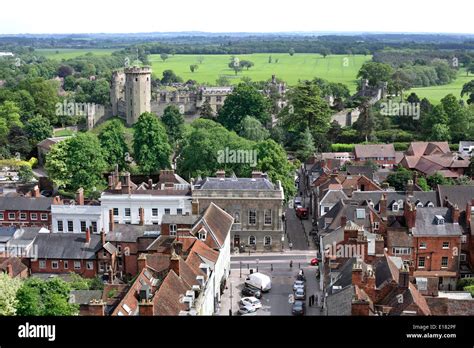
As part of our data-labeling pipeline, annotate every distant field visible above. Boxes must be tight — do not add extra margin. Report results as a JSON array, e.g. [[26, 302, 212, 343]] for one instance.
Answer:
[[35, 48, 115, 60], [410, 69, 472, 104], [149, 53, 371, 91]]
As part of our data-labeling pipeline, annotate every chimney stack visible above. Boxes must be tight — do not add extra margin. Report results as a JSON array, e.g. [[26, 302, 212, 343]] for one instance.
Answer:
[[148, 178, 153, 189], [379, 194, 387, 217], [33, 185, 40, 198], [100, 229, 106, 245], [88, 300, 105, 316], [404, 200, 416, 230], [137, 253, 147, 271], [352, 263, 364, 288], [192, 199, 199, 215], [76, 188, 84, 206], [85, 228, 91, 243], [109, 209, 115, 232], [122, 172, 131, 194], [451, 204, 460, 224], [375, 235, 384, 256], [6, 263, 13, 277], [173, 240, 183, 256], [170, 254, 180, 276], [251, 171, 263, 179], [139, 207, 145, 226], [108, 175, 114, 189], [138, 300, 155, 316], [216, 170, 226, 179], [399, 266, 410, 289], [406, 180, 414, 196], [340, 215, 347, 228]]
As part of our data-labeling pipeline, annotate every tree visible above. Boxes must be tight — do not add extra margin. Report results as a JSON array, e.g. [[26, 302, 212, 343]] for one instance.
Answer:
[[161, 105, 185, 146], [15, 277, 78, 316], [240, 60, 254, 70], [386, 167, 413, 191], [57, 65, 74, 78], [357, 62, 393, 87], [98, 119, 129, 170], [320, 48, 330, 58], [0, 101, 22, 130], [199, 99, 214, 119], [216, 75, 230, 86], [391, 69, 412, 100], [45, 133, 107, 193], [228, 56, 242, 75], [289, 48, 295, 56], [417, 177, 430, 191], [429, 123, 451, 142], [427, 173, 453, 189], [239, 116, 270, 141], [217, 84, 271, 132], [161, 70, 182, 84], [19, 78, 59, 125], [133, 112, 172, 174], [189, 64, 199, 73], [461, 80, 474, 104], [24, 115, 53, 144], [268, 55, 273, 63], [467, 157, 474, 178], [18, 165, 34, 183], [160, 53, 169, 62], [353, 100, 375, 142], [0, 273, 21, 315], [8, 126, 32, 158], [294, 127, 316, 162], [197, 56, 205, 64]]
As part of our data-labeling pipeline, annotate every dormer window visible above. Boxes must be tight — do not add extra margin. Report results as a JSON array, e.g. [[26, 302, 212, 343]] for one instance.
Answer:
[[198, 230, 207, 241], [435, 215, 445, 225], [427, 202, 434, 208], [392, 203, 399, 212], [416, 201, 423, 208]]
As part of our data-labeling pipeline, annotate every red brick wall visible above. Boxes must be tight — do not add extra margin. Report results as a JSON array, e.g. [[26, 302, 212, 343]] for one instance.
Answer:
[[30, 259, 97, 278], [413, 236, 460, 273], [0, 210, 51, 228]]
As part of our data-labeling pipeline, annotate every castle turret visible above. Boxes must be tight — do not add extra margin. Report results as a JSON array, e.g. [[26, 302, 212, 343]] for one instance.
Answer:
[[125, 66, 152, 125]]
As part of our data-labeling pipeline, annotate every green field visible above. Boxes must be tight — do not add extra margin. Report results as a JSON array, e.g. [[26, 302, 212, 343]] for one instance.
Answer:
[[35, 48, 116, 60], [410, 69, 472, 104], [150, 53, 370, 92]]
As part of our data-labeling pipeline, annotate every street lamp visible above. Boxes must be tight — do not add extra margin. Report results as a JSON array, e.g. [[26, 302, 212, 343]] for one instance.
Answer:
[[256, 259, 259, 272], [239, 261, 242, 278]]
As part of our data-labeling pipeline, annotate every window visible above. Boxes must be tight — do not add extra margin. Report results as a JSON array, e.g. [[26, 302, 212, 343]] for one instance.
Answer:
[[164, 208, 171, 215], [99, 262, 105, 272], [8, 213, 15, 220], [418, 257, 425, 268], [323, 207, 330, 213], [461, 235, 467, 243], [234, 212, 240, 223], [249, 236, 256, 245], [460, 254, 467, 262], [392, 247, 411, 255], [124, 208, 131, 217], [435, 215, 445, 225], [373, 222, 380, 230], [86, 262, 94, 270], [30, 213, 37, 220], [198, 230, 207, 241], [64, 261, 68, 269], [427, 202, 434, 207], [177, 208, 183, 215], [440, 257, 449, 268], [91, 221, 97, 233], [264, 210, 272, 225], [355, 209, 366, 219], [39, 260, 46, 269], [57, 221, 64, 232], [442, 242, 449, 249], [113, 208, 119, 216], [67, 221, 74, 232], [264, 236, 272, 246], [20, 212, 27, 220], [80, 221, 87, 232], [419, 242, 427, 249], [0, 212, 3, 220], [248, 209, 256, 225], [152, 208, 158, 217], [51, 261, 59, 269], [392, 203, 399, 212], [74, 261, 81, 270], [41, 213, 48, 221], [170, 224, 177, 236]]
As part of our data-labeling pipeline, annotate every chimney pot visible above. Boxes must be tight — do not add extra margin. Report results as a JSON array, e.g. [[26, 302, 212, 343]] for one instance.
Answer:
[[76, 188, 84, 205], [85, 228, 91, 243]]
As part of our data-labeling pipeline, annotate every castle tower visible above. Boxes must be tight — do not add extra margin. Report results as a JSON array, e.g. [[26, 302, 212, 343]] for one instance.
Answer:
[[124, 66, 152, 125], [110, 71, 125, 116]]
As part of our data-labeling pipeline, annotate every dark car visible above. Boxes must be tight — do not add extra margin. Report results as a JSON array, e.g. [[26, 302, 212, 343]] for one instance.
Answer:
[[292, 300, 305, 316], [296, 270, 306, 281], [242, 286, 262, 299], [294, 288, 306, 300]]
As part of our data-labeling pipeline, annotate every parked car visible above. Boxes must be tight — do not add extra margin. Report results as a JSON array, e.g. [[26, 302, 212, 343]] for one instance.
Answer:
[[295, 207, 309, 219], [239, 297, 262, 309], [292, 300, 305, 316], [293, 197, 302, 208], [296, 270, 306, 281], [310, 258, 319, 266], [293, 280, 305, 292], [245, 272, 272, 292], [294, 288, 306, 300], [238, 304, 257, 315], [241, 286, 262, 299]]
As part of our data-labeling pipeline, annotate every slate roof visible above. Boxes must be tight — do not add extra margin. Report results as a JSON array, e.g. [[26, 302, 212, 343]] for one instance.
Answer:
[[437, 185, 474, 210], [34, 233, 103, 260], [326, 285, 354, 316], [106, 225, 160, 243], [351, 191, 438, 209], [0, 227, 16, 243], [345, 165, 375, 180], [413, 207, 463, 237], [0, 256, 28, 277], [320, 190, 348, 205], [196, 177, 276, 191], [0, 196, 53, 211], [161, 214, 199, 225], [354, 144, 395, 158], [426, 297, 474, 315], [70, 290, 103, 305]]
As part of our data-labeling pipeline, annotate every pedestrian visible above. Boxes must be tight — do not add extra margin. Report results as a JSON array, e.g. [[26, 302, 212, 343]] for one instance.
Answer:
[[289, 242, 293, 250]]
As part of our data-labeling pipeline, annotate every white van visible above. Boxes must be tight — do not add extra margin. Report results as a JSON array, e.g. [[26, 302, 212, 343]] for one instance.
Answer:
[[245, 272, 272, 292]]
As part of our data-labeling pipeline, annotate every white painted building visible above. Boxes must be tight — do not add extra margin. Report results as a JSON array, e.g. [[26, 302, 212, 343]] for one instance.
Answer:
[[51, 204, 105, 234]]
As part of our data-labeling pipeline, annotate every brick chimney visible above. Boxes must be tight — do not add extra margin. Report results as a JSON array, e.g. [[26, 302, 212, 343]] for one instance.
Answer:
[[139, 207, 145, 226], [6, 263, 13, 278], [399, 266, 410, 289], [52, 196, 62, 205], [251, 171, 263, 179], [404, 200, 416, 230], [109, 209, 115, 232], [139, 300, 155, 316], [33, 185, 40, 198], [406, 179, 414, 196], [216, 170, 225, 179], [122, 172, 131, 194], [173, 240, 183, 256], [148, 178, 153, 189], [340, 215, 347, 228], [108, 175, 114, 189], [76, 188, 84, 206], [379, 194, 387, 217], [170, 254, 180, 276], [352, 263, 363, 288], [375, 234, 384, 256], [191, 199, 199, 215], [85, 228, 91, 243], [88, 300, 105, 316], [451, 204, 460, 224], [100, 229, 106, 245], [137, 254, 147, 271], [466, 201, 473, 233]]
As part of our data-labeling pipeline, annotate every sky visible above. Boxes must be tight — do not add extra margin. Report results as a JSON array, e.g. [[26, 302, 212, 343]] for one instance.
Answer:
[[0, 0, 473, 35]]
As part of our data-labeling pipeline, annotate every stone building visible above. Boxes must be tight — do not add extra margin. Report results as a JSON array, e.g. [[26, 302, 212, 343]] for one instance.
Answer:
[[124, 66, 152, 125], [191, 171, 285, 252]]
